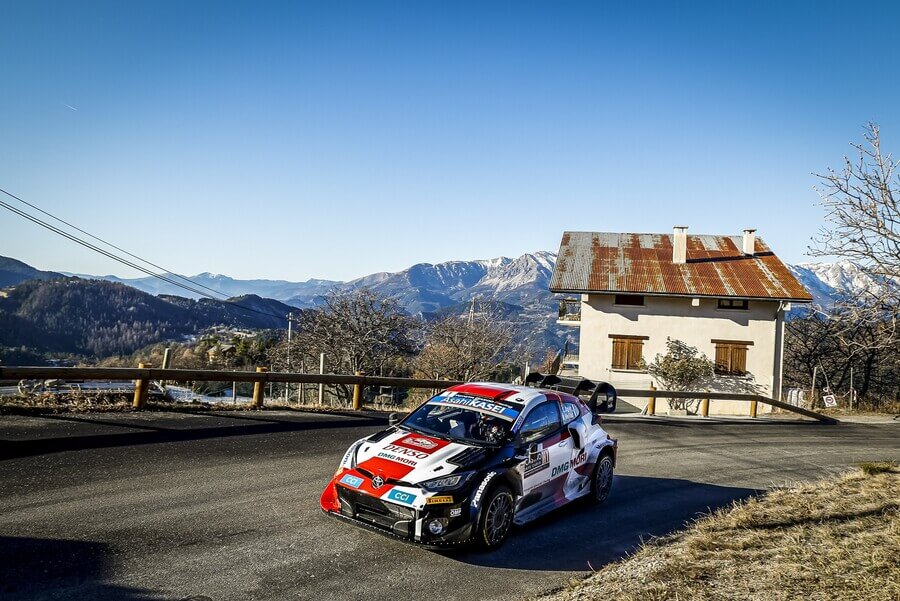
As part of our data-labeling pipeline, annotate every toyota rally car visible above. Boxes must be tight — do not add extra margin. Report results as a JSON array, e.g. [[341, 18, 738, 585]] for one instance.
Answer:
[[320, 374, 618, 549]]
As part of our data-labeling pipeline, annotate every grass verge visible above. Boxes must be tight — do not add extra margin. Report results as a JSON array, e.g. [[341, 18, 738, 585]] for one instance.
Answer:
[[543, 465, 900, 601]]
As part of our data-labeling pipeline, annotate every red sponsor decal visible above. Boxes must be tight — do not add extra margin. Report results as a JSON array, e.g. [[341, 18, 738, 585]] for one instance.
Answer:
[[392, 433, 450, 454]]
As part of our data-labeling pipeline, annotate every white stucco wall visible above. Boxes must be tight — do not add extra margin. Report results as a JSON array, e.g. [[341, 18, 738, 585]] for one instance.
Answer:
[[575, 294, 786, 414]]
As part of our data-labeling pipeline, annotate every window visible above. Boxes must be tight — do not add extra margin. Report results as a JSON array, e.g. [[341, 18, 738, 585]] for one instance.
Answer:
[[614, 294, 644, 306], [610, 335, 647, 370], [713, 340, 752, 375], [561, 402, 580, 424], [519, 401, 562, 443], [718, 298, 749, 310]]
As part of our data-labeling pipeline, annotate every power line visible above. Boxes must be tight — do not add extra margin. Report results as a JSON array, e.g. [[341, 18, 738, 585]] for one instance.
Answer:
[[0, 191, 289, 323], [0, 186, 230, 299]]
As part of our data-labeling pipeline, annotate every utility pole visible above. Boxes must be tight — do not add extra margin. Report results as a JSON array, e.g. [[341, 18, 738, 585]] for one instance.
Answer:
[[285, 312, 293, 403], [849, 367, 854, 410], [810, 365, 818, 408], [318, 352, 325, 405]]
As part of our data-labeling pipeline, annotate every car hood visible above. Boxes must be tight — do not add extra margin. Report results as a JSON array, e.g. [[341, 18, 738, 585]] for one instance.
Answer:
[[354, 429, 484, 485]]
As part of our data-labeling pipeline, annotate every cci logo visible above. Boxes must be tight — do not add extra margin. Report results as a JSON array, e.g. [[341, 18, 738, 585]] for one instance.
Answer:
[[386, 489, 417, 505], [339, 474, 363, 489]]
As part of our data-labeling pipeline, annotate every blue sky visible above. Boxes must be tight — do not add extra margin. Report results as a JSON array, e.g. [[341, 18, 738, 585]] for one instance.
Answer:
[[1, 1, 898, 281]]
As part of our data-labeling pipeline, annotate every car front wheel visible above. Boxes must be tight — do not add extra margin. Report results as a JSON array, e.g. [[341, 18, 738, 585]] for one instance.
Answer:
[[476, 485, 514, 549]]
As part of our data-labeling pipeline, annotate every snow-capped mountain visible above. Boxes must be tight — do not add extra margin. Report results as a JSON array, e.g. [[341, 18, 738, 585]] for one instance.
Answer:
[[330, 251, 557, 314], [63, 253, 884, 315], [789, 261, 897, 307], [68, 251, 558, 314]]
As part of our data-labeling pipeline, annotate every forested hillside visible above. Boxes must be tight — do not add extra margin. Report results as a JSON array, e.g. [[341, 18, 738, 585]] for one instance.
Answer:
[[0, 278, 292, 357]]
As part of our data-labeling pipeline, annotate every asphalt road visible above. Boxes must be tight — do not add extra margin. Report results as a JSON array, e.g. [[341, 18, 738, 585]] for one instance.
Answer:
[[1, 410, 897, 601]]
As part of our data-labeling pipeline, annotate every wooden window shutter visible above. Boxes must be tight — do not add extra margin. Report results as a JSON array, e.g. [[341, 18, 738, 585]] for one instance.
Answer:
[[627, 340, 643, 370], [611, 339, 627, 369], [731, 346, 747, 374], [714, 344, 730, 373]]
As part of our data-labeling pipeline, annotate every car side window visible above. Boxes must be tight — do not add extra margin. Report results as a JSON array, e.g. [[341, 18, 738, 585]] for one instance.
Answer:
[[519, 401, 562, 443], [561, 402, 580, 424]]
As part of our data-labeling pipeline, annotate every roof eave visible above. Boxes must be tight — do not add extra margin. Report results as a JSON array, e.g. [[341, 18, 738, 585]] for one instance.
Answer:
[[549, 287, 813, 303]]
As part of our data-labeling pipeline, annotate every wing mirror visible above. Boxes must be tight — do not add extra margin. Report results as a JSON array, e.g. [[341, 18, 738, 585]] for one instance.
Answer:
[[388, 413, 400, 426], [568, 421, 587, 449]]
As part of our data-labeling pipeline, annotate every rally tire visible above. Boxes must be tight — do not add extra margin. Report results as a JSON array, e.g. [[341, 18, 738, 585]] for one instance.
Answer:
[[590, 454, 614, 504], [476, 485, 514, 549]]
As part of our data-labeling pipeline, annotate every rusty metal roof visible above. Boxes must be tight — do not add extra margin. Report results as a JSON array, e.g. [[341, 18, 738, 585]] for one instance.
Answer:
[[550, 231, 813, 302]]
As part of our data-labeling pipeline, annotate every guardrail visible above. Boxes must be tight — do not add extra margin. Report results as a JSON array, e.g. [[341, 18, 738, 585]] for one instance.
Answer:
[[616, 385, 837, 424], [0, 366, 836, 423], [0, 366, 462, 411]]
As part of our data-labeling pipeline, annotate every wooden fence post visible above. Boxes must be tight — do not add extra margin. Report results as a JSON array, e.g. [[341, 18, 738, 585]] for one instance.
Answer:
[[252, 366, 267, 408], [647, 383, 656, 416], [700, 392, 710, 418], [749, 398, 758, 418], [132, 362, 151, 410], [352, 372, 364, 411]]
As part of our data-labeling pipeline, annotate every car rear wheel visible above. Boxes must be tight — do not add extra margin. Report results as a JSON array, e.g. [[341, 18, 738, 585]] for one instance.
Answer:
[[590, 454, 614, 504], [477, 485, 514, 549]]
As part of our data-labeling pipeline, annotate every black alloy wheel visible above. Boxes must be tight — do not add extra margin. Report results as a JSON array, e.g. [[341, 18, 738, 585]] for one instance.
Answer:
[[591, 454, 614, 504], [479, 485, 514, 549]]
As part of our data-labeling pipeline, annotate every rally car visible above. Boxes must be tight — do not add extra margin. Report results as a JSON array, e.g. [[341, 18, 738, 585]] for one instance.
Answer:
[[320, 375, 618, 549]]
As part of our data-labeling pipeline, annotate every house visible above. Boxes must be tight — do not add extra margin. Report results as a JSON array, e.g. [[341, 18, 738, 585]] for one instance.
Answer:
[[207, 344, 236, 365], [549, 227, 813, 415]]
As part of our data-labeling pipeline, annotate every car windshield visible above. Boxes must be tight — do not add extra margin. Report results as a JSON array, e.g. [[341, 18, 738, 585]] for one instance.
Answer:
[[402, 393, 521, 445]]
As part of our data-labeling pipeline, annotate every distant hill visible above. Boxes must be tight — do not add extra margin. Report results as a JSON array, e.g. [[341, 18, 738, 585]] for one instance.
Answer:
[[0, 255, 63, 288], [71, 270, 339, 308], [0, 278, 295, 357]]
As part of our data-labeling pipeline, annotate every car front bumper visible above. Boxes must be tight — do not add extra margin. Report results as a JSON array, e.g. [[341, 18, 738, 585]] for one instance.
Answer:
[[321, 479, 476, 548]]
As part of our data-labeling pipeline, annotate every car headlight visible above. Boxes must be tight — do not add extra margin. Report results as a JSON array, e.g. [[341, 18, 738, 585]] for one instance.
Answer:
[[335, 440, 365, 477], [420, 471, 475, 492]]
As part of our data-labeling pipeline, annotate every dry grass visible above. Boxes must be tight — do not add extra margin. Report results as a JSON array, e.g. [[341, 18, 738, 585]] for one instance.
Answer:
[[0, 392, 406, 416], [0, 391, 135, 414], [543, 466, 900, 601]]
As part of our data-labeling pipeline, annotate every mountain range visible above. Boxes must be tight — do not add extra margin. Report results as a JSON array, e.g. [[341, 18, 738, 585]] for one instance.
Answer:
[[0, 252, 885, 359], [67, 252, 879, 313]]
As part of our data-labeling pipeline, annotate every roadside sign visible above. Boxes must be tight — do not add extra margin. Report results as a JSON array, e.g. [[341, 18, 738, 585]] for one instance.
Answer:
[[823, 394, 837, 408]]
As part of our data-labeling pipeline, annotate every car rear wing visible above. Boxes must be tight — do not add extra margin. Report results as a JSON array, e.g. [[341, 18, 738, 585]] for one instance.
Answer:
[[524, 372, 617, 414]]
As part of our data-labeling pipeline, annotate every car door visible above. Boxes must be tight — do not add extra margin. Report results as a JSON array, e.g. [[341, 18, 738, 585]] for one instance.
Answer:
[[513, 400, 569, 517], [558, 400, 592, 498]]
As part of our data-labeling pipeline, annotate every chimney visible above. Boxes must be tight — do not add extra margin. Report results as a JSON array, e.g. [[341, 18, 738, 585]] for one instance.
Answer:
[[672, 226, 688, 264], [742, 229, 756, 256]]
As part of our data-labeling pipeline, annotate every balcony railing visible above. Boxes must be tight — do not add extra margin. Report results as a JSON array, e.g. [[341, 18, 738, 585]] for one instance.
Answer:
[[562, 353, 580, 365]]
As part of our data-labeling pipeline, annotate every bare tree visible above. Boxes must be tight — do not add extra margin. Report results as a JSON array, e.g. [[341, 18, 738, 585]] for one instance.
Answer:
[[796, 123, 900, 408], [812, 123, 900, 284], [414, 304, 514, 382], [293, 288, 418, 374], [785, 302, 899, 406], [269, 289, 419, 404]]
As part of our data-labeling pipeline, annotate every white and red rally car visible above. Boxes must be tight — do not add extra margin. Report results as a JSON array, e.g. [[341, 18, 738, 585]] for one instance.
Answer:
[[321, 375, 618, 549]]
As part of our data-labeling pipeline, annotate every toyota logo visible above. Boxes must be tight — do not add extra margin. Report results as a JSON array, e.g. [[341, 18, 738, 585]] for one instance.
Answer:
[[372, 476, 385, 489]]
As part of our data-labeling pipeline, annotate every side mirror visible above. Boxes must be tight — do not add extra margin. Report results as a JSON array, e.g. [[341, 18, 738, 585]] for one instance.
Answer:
[[388, 413, 400, 426], [569, 420, 588, 448]]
